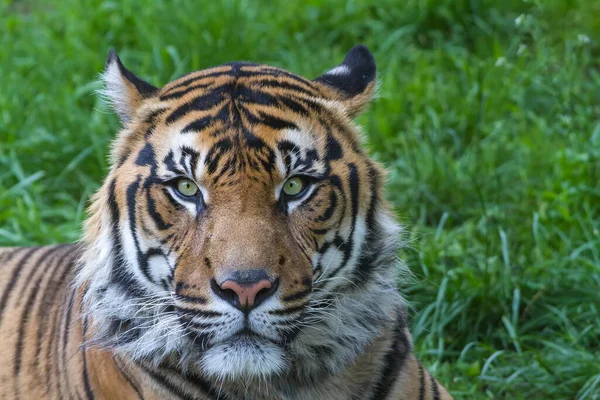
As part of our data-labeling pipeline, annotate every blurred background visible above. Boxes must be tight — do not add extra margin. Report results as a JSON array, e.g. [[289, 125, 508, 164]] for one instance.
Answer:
[[1, 0, 599, 398]]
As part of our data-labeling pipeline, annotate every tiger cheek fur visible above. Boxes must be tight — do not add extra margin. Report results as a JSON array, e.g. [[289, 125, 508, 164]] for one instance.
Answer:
[[0, 45, 453, 400]]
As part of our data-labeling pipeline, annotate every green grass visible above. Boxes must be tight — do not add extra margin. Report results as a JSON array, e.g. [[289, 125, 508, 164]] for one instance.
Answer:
[[1, 0, 599, 398]]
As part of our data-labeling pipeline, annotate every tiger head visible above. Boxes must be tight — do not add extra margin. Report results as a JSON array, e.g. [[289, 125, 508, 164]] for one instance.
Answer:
[[78, 46, 405, 382]]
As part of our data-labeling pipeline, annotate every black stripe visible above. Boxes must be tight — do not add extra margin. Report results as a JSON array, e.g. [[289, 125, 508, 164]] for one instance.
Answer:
[[0, 250, 7, 264], [81, 316, 95, 400], [288, 92, 324, 113], [353, 163, 381, 285], [125, 176, 142, 258], [253, 78, 320, 99], [35, 247, 76, 371], [126, 175, 159, 285], [49, 299, 65, 396], [294, 183, 325, 214], [369, 316, 411, 400], [13, 281, 45, 395], [140, 248, 168, 283], [317, 189, 337, 222], [162, 187, 185, 211], [14, 245, 67, 375], [108, 178, 146, 297], [174, 306, 222, 318], [269, 304, 306, 316], [59, 288, 78, 399], [107, 179, 125, 280], [418, 362, 425, 400], [114, 357, 144, 400], [142, 108, 165, 140], [327, 164, 359, 279], [0, 246, 41, 325], [184, 372, 230, 400], [181, 114, 220, 134], [242, 107, 298, 131], [164, 69, 234, 93], [0, 247, 22, 264], [238, 67, 314, 87], [205, 138, 233, 175], [145, 186, 172, 230], [162, 150, 187, 177], [168, 72, 316, 102], [16, 245, 68, 308], [45, 266, 72, 395], [159, 82, 214, 101], [282, 289, 311, 303], [165, 84, 232, 124], [143, 154, 173, 231], [241, 126, 268, 150], [135, 143, 155, 166], [233, 84, 279, 106], [325, 135, 343, 161], [431, 371, 440, 400], [216, 157, 237, 181], [277, 96, 310, 116], [135, 362, 213, 400], [61, 291, 79, 360], [180, 320, 214, 330], [180, 146, 201, 176], [61, 290, 77, 353], [292, 148, 319, 172], [164, 364, 230, 400], [174, 294, 208, 304]]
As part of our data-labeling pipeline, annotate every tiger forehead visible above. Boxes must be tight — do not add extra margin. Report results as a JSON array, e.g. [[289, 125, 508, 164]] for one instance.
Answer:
[[130, 63, 336, 182], [159, 62, 323, 100], [149, 128, 327, 186], [137, 62, 330, 150]]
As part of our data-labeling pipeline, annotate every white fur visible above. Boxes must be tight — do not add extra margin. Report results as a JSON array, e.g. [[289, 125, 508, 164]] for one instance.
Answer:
[[98, 60, 136, 122], [325, 65, 351, 76], [200, 336, 288, 380]]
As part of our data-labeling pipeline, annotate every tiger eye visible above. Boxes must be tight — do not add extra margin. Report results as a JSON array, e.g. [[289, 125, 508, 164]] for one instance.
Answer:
[[176, 179, 199, 197], [282, 177, 305, 197]]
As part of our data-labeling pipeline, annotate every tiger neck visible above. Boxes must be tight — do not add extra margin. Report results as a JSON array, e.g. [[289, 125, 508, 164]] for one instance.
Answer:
[[83, 317, 408, 400]]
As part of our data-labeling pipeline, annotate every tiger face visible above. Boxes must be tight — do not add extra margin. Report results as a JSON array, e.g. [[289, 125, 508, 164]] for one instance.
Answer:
[[78, 46, 404, 381]]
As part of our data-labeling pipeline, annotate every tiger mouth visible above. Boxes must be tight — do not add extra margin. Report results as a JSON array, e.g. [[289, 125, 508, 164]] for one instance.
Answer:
[[185, 325, 284, 352], [229, 330, 280, 346]]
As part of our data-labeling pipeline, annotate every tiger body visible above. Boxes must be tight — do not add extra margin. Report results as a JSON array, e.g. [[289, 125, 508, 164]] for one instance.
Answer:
[[0, 46, 452, 399]]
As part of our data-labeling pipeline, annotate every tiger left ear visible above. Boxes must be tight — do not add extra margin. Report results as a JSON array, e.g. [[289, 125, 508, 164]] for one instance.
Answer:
[[313, 45, 377, 118], [101, 49, 158, 123]]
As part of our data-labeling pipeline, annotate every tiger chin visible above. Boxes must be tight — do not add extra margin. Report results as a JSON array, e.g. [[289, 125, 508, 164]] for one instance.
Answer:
[[0, 45, 453, 399]]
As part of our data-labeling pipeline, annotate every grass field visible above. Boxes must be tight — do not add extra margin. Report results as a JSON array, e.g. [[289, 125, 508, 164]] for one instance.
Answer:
[[1, 0, 599, 398]]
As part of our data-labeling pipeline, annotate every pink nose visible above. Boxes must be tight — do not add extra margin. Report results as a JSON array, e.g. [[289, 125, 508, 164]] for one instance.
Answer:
[[220, 279, 273, 309]]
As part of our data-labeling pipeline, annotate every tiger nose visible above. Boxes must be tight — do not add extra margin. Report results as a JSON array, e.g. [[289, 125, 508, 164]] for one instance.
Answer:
[[210, 269, 279, 312]]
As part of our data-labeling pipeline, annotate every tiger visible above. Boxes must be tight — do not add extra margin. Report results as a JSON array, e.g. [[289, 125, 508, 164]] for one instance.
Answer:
[[0, 45, 453, 400]]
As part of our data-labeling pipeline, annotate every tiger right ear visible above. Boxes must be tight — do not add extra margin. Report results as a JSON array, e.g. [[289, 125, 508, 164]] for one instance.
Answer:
[[313, 45, 377, 118], [101, 49, 158, 123]]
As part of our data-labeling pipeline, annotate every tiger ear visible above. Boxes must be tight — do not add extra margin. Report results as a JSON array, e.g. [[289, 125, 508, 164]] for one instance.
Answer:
[[101, 49, 158, 123], [313, 45, 377, 118]]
